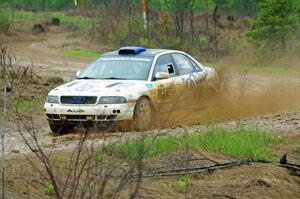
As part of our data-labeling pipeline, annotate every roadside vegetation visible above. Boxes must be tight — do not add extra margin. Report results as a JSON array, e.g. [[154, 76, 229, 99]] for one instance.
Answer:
[[105, 128, 283, 161], [0, 10, 92, 29], [3, 126, 288, 198], [62, 50, 100, 58], [1, 0, 299, 72]]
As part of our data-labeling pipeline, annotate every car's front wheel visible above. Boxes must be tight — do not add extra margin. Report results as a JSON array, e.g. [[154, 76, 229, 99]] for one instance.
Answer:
[[48, 121, 74, 134], [133, 97, 153, 131]]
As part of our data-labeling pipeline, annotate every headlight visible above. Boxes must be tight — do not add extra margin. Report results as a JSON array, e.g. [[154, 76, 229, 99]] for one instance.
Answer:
[[47, 96, 60, 104], [99, 96, 127, 104]]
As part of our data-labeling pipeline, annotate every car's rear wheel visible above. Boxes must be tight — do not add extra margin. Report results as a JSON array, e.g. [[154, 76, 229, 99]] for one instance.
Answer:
[[133, 97, 152, 131]]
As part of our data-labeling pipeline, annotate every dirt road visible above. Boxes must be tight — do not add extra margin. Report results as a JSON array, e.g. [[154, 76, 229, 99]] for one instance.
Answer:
[[2, 28, 300, 157]]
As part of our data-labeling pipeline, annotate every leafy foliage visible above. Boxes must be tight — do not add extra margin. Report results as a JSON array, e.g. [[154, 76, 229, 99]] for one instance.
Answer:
[[44, 182, 55, 196], [246, 0, 299, 50], [0, 0, 258, 15]]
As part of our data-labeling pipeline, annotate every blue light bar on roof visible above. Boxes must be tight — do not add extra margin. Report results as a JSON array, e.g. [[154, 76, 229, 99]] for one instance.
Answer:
[[118, 46, 146, 55]]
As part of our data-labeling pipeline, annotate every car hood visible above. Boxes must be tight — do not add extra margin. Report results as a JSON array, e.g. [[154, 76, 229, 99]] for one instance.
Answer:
[[48, 79, 150, 98]]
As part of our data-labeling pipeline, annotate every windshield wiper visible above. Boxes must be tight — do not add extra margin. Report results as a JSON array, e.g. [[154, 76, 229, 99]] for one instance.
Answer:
[[102, 77, 127, 80]]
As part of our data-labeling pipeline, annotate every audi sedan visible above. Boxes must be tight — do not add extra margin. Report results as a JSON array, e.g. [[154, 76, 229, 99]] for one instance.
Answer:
[[44, 47, 219, 133]]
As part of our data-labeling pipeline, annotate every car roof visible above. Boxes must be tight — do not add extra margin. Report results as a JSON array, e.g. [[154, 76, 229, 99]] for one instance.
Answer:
[[101, 48, 175, 57]]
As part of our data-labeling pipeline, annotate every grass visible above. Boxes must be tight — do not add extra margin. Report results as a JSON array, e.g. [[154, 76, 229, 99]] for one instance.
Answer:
[[2, 10, 92, 29], [6, 10, 39, 21], [45, 12, 93, 29], [44, 182, 54, 196], [104, 128, 284, 161], [62, 50, 100, 58], [0, 11, 11, 32], [177, 175, 191, 193], [239, 65, 298, 74], [13, 96, 45, 111], [292, 146, 300, 154], [211, 63, 299, 75], [292, 146, 300, 163]]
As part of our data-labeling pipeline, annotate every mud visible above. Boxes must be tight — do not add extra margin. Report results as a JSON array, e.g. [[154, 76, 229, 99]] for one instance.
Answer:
[[156, 72, 300, 128]]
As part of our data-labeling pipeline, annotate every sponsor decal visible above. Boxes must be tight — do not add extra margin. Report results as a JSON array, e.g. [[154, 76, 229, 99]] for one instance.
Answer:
[[67, 109, 85, 113], [68, 96, 86, 104], [145, 83, 153, 89], [116, 82, 135, 88], [75, 84, 93, 91], [66, 82, 79, 87], [97, 57, 152, 62], [106, 82, 123, 88]]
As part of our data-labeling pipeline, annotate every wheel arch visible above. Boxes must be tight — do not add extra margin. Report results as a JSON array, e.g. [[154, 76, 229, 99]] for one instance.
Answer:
[[135, 94, 155, 109]]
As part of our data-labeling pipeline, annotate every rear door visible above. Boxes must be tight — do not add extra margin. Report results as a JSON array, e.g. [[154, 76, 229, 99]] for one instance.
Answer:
[[171, 53, 206, 96]]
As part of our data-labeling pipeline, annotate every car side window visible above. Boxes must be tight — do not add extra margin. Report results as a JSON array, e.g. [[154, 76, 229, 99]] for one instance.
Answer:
[[172, 53, 195, 75], [190, 59, 203, 72], [153, 54, 176, 80]]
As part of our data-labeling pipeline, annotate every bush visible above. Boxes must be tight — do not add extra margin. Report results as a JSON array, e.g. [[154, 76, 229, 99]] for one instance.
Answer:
[[44, 182, 54, 196], [0, 11, 10, 33]]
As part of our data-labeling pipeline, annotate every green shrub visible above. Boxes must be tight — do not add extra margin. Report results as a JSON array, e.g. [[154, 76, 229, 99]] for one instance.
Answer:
[[44, 182, 54, 196], [177, 175, 190, 193], [0, 11, 10, 33], [198, 35, 208, 48]]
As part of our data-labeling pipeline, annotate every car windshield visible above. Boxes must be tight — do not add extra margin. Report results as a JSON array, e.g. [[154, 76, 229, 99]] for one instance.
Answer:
[[78, 56, 154, 80]]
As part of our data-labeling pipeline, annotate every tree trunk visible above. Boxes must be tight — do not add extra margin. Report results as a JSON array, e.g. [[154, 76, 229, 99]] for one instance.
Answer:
[[127, 0, 132, 43], [205, 0, 210, 35], [42, 0, 46, 12], [281, 36, 286, 50], [213, 5, 219, 58], [188, 0, 196, 49]]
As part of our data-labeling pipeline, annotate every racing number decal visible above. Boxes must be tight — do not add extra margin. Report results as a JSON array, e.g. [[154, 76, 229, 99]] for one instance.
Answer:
[[182, 73, 198, 89], [157, 84, 168, 99]]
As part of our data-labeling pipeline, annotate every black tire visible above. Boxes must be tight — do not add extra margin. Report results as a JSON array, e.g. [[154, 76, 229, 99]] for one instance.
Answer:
[[133, 97, 153, 131], [49, 122, 74, 134]]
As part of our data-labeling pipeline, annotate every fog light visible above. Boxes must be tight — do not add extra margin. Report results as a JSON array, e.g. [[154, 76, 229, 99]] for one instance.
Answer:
[[86, 116, 94, 121]]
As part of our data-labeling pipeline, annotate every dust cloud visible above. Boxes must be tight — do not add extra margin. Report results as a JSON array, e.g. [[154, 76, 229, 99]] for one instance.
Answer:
[[155, 71, 300, 127]]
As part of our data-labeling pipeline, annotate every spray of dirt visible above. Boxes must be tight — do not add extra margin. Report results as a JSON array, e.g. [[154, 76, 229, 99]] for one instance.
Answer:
[[155, 70, 300, 127]]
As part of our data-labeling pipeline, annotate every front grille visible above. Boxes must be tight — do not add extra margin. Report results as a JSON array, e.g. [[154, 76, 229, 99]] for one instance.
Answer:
[[66, 115, 94, 120], [97, 115, 117, 120], [60, 96, 97, 104], [65, 115, 117, 121]]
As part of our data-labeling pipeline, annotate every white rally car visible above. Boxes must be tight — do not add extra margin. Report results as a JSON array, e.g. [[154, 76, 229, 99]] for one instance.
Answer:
[[44, 47, 219, 133]]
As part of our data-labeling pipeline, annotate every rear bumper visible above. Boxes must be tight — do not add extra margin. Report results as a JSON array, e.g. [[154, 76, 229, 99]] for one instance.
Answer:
[[44, 103, 135, 122]]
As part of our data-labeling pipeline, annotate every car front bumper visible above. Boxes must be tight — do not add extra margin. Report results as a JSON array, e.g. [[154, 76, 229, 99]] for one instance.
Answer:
[[44, 103, 135, 122]]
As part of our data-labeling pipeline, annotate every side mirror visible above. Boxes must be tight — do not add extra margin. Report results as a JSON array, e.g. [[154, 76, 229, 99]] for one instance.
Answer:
[[75, 71, 81, 79], [155, 72, 169, 80]]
